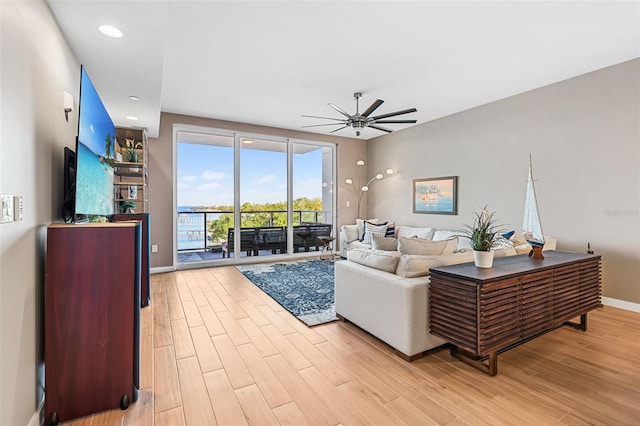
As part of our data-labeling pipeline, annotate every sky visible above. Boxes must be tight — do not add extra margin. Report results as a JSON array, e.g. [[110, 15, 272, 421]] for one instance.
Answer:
[[177, 142, 327, 207], [77, 67, 115, 157]]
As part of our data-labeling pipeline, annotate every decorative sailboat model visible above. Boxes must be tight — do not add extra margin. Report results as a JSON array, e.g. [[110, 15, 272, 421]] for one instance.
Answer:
[[522, 154, 545, 259]]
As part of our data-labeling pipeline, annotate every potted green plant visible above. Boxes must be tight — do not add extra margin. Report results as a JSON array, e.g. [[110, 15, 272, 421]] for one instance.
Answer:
[[458, 205, 501, 268], [124, 138, 143, 163], [120, 201, 136, 214]]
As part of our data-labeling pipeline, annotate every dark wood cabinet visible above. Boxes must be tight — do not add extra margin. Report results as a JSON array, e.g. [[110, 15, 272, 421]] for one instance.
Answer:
[[429, 251, 601, 375], [45, 222, 141, 424], [112, 213, 150, 307]]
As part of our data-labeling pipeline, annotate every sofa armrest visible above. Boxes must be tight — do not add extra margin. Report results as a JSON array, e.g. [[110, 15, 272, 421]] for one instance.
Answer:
[[340, 225, 360, 257]]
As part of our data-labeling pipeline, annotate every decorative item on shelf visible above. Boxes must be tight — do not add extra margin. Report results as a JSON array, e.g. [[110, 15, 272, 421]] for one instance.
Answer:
[[124, 138, 143, 163], [120, 201, 136, 214], [458, 205, 502, 268], [344, 159, 394, 218], [522, 154, 545, 259], [128, 185, 138, 200]]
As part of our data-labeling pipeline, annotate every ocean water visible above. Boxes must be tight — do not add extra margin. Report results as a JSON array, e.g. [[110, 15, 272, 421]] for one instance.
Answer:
[[414, 195, 454, 213], [75, 141, 114, 215]]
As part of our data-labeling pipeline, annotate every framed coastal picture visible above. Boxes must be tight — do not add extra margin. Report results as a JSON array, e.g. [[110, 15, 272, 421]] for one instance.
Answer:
[[413, 176, 458, 215]]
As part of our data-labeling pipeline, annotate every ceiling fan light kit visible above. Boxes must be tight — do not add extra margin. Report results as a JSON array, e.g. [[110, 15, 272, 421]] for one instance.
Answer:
[[303, 92, 417, 137]]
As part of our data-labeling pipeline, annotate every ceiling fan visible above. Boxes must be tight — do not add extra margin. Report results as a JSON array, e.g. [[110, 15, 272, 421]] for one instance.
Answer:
[[302, 92, 417, 137]]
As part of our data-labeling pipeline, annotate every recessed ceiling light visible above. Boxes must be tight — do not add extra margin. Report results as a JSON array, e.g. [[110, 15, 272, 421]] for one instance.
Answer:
[[126, 116, 139, 121], [242, 139, 254, 144], [129, 96, 139, 101], [98, 25, 123, 38]]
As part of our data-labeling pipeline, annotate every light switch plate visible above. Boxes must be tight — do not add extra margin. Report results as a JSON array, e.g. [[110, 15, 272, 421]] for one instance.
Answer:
[[1, 194, 14, 223], [14, 196, 23, 221]]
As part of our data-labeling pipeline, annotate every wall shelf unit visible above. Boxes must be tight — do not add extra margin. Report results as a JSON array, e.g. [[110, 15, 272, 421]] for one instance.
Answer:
[[114, 128, 148, 214]]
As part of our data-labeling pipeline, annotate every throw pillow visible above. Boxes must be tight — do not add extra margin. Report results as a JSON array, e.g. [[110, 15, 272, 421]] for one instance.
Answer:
[[371, 234, 398, 251], [385, 222, 396, 238], [396, 226, 435, 240], [343, 225, 359, 243], [512, 232, 529, 246], [397, 236, 448, 255], [362, 222, 388, 244], [493, 235, 514, 249], [502, 230, 515, 239], [432, 230, 472, 252], [442, 237, 458, 255], [356, 218, 379, 241]]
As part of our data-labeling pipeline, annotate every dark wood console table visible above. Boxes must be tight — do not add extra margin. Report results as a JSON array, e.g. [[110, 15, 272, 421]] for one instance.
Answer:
[[429, 251, 601, 376]]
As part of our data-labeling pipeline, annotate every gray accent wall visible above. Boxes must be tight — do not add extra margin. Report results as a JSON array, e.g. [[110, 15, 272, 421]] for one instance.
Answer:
[[366, 59, 640, 304], [1, 1, 80, 424]]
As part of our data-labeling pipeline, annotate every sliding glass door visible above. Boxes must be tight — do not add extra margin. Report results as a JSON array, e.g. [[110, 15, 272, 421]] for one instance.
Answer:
[[176, 131, 234, 262], [175, 126, 335, 265], [239, 137, 288, 256]]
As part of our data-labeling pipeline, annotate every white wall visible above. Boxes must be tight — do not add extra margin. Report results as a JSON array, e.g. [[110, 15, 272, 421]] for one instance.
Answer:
[[367, 59, 640, 304], [0, 1, 79, 424]]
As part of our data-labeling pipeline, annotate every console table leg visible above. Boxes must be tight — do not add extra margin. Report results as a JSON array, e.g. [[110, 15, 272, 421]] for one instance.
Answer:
[[450, 346, 498, 376], [564, 313, 588, 331]]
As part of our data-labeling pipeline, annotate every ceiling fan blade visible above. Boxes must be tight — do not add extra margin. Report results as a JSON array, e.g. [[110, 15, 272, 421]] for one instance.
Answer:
[[368, 125, 393, 133], [328, 103, 352, 119], [330, 126, 349, 133], [371, 108, 417, 121], [374, 119, 417, 124], [302, 123, 347, 128], [361, 99, 384, 117], [301, 114, 345, 122]]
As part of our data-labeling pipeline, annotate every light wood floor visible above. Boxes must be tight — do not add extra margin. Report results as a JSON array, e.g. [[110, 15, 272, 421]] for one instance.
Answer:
[[64, 266, 640, 425]]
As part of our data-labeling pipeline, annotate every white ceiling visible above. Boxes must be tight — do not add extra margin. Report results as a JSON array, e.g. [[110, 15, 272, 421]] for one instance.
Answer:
[[46, 1, 640, 139]]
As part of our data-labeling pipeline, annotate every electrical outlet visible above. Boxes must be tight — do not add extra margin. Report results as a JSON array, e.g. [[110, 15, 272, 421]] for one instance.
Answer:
[[151, 244, 158, 253], [1, 195, 14, 223], [346, 200, 350, 208]]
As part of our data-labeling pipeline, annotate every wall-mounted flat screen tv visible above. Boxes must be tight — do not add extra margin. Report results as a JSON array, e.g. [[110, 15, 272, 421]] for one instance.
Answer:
[[74, 65, 116, 217]]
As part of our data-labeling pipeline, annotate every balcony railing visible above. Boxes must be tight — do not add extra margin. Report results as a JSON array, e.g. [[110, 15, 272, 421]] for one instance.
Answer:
[[177, 209, 329, 252]]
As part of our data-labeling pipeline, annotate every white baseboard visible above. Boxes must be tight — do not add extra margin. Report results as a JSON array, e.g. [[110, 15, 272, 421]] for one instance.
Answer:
[[151, 266, 176, 274], [28, 399, 44, 426], [602, 297, 640, 313]]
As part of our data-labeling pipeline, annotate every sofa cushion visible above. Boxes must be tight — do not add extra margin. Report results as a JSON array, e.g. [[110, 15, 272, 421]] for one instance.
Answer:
[[493, 245, 518, 257], [396, 226, 435, 240], [398, 237, 448, 256], [362, 222, 388, 244], [371, 234, 398, 251], [395, 251, 475, 278], [395, 255, 445, 278], [347, 248, 401, 273]]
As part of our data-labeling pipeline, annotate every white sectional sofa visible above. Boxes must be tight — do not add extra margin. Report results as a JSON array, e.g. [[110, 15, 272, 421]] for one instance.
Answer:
[[335, 222, 557, 360]]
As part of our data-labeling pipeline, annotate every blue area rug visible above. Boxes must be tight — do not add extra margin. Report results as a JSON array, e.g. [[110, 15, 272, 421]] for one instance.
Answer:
[[237, 259, 338, 326]]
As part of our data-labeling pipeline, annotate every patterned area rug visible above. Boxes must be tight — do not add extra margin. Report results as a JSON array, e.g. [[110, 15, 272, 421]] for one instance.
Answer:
[[237, 259, 338, 326]]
